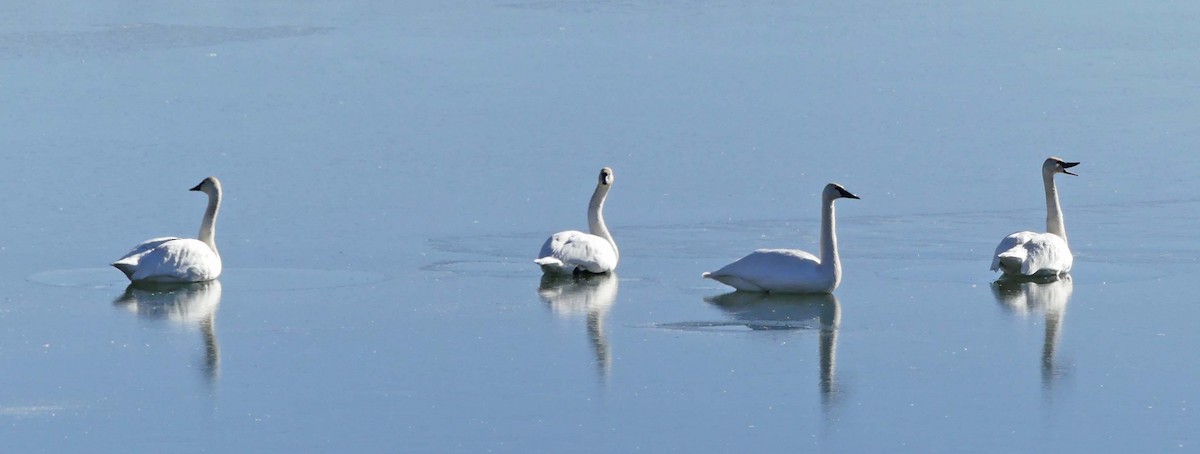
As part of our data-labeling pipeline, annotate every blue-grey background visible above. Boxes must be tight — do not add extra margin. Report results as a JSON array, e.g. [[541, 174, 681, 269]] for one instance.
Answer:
[[1, 1, 1197, 451]]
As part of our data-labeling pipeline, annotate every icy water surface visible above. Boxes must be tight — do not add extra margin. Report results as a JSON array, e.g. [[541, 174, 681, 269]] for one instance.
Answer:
[[3, 1, 1200, 451]]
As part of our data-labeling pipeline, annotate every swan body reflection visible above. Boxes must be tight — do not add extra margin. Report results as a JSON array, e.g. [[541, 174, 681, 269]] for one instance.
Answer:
[[991, 276, 1072, 387], [537, 273, 618, 378], [706, 291, 841, 401], [114, 280, 222, 384]]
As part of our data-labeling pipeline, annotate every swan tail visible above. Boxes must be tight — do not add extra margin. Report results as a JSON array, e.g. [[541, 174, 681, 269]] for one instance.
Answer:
[[534, 257, 562, 267], [111, 261, 137, 280], [993, 248, 1027, 274], [535, 257, 569, 274], [702, 273, 766, 292]]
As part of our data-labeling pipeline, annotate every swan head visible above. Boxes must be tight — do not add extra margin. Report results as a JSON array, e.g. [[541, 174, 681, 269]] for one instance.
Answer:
[[189, 176, 222, 196], [597, 167, 614, 187], [823, 183, 860, 201], [1043, 157, 1080, 176]]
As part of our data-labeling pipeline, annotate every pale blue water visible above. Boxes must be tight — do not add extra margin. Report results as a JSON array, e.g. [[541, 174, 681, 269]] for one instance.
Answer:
[[2, 1, 1200, 452]]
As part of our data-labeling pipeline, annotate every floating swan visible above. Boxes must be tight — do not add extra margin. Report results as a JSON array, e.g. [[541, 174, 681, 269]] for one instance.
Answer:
[[535, 167, 619, 275], [991, 157, 1079, 278], [703, 183, 859, 293], [112, 177, 223, 283]]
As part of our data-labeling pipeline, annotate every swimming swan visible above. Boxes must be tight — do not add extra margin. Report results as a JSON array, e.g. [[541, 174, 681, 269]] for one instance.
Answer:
[[112, 176, 223, 283], [991, 157, 1079, 278], [703, 183, 859, 293], [535, 167, 619, 275]]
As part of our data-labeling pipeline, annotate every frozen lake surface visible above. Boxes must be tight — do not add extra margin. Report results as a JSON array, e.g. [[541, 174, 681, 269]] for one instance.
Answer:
[[2, 1, 1200, 451]]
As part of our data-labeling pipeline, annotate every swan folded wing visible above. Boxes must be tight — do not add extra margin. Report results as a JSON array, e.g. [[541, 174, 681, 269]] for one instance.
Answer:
[[990, 233, 1026, 272], [537, 230, 616, 274], [118, 237, 183, 258], [705, 249, 825, 292], [115, 238, 221, 283], [991, 231, 1071, 276]]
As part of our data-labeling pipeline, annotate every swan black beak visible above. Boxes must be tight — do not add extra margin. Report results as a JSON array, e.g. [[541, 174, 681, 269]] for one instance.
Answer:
[[1062, 161, 1080, 176], [839, 189, 860, 200], [189, 183, 203, 191]]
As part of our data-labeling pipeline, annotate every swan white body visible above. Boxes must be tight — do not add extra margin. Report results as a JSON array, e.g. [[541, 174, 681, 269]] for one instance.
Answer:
[[991, 231, 1072, 277], [704, 183, 859, 294], [991, 158, 1078, 277], [113, 177, 223, 283], [536, 167, 619, 275]]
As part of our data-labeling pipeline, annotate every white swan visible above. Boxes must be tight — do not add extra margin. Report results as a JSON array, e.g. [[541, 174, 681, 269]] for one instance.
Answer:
[[703, 183, 859, 293], [991, 157, 1079, 277], [535, 167, 619, 275], [112, 176, 223, 283]]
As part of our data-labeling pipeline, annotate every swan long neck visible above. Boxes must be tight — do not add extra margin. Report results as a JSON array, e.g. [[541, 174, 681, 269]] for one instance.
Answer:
[[587, 184, 618, 262], [1043, 170, 1067, 244], [819, 195, 840, 278], [198, 189, 221, 255]]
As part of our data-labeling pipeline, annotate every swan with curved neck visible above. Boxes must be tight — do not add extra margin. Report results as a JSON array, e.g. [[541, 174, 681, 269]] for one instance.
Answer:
[[991, 157, 1079, 277], [703, 183, 859, 293], [535, 167, 619, 275], [112, 176, 223, 283]]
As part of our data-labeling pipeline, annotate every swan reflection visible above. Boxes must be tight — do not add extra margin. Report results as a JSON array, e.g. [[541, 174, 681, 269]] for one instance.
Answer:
[[705, 291, 841, 405], [991, 276, 1072, 388], [538, 273, 618, 380], [113, 280, 222, 385]]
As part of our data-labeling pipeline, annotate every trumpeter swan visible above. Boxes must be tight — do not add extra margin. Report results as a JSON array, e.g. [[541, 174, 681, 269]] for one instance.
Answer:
[[991, 157, 1079, 278], [703, 183, 859, 293], [112, 176, 223, 283], [535, 167, 619, 275]]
